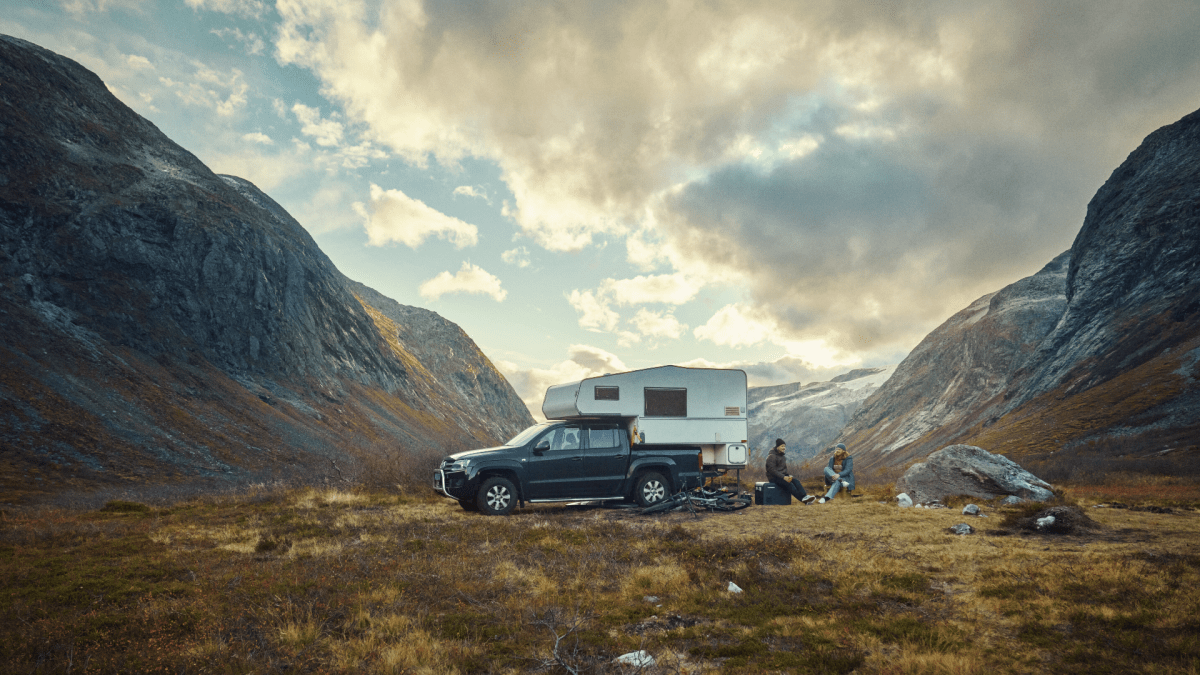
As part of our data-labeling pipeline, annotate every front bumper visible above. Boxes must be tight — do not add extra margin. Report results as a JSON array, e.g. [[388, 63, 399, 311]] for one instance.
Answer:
[[432, 469, 473, 500]]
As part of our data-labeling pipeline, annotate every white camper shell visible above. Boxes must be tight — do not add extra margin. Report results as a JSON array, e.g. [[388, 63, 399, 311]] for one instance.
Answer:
[[542, 365, 749, 469]]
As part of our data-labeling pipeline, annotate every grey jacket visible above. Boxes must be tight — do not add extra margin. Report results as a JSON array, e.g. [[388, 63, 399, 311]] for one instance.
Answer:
[[824, 455, 855, 491]]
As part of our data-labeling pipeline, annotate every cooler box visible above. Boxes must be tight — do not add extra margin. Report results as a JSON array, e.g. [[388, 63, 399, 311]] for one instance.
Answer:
[[754, 481, 792, 505]]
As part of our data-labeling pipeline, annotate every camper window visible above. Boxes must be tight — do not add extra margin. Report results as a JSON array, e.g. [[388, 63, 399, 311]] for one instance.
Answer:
[[594, 386, 619, 401], [644, 388, 687, 417]]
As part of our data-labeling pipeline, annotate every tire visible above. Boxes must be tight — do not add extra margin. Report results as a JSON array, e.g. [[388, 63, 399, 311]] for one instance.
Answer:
[[634, 472, 669, 508], [458, 498, 479, 512], [476, 476, 517, 516]]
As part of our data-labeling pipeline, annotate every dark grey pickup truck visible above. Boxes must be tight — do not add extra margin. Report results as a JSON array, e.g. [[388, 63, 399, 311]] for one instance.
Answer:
[[432, 420, 706, 515]]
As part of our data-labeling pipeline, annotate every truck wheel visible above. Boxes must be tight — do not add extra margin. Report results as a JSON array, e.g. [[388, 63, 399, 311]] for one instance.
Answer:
[[477, 476, 517, 516], [634, 472, 669, 507]]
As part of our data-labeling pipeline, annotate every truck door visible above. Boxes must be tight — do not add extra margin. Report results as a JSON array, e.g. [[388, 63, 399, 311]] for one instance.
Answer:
[[525, 424, 584, 499], [578, 426, 629, 498]]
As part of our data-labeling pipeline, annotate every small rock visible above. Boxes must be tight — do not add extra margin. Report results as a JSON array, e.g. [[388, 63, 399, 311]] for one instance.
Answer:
[[614, 650, 655, 667], [963, 504, 981, 516], [1036, 515, 1056, 529], [1001, 495, 1026, 506], [897, 493, 913, 508], [727, 581, 743, 594], [643, 595, 659, 604], [949, 523, 975, 535]]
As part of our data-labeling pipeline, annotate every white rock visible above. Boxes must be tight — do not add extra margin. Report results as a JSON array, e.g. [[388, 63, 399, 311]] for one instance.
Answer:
[[1036, 515, 1056, 529], [614, 650, 655, 667], [897, 493, 913, 508], [963, 504, 981, 516], [727, 581, 743, 594]]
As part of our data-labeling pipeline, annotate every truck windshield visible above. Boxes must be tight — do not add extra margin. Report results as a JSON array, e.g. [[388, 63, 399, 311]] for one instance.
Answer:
[[503, 422, 557, 447]]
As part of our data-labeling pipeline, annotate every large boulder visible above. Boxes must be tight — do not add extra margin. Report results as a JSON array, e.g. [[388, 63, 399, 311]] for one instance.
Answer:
[[895, 445, 1054, 504]]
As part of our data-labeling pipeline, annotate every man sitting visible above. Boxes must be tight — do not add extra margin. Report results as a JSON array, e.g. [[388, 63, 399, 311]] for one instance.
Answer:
[[765, 438, 815, 505]]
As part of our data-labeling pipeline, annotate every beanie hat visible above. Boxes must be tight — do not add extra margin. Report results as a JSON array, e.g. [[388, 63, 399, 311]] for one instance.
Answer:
[[774, 438, 785, 448], [835, 443, 846, 450]]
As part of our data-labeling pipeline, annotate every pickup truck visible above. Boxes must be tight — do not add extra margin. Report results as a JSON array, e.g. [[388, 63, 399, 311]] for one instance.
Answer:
[[432, 420, 706, 515]]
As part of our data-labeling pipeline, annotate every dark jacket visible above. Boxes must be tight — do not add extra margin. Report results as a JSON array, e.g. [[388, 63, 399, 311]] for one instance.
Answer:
[[766, 447, 789, 483], [824, 455, 855, 491]]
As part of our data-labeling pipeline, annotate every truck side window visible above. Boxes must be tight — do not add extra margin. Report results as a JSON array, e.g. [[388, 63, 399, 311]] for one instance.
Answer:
[[548, 427, 581, 451], [587, 428, 618, 449], [594, 386, 619, 401]]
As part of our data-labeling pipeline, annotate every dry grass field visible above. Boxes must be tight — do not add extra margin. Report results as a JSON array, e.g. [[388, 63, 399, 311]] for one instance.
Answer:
[[2, 479, 1198, 674]]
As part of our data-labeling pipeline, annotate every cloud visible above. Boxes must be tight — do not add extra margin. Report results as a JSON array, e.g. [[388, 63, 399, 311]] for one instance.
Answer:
[[566, 290, 619, 332], [631, 308, 686, 340], [272, 0, 1200, 362], [125, 54, 153, 70], [693, 304, 774, 349], [292, 102, 344, 147], [159, 65, 248, 116], [211, 27, 266, 55], [501, 246, 530, 268], [184, 0, 267, 19], [418, 262, 506, 302], [354, 184, 479, 249], [600, 273, 701, 307], [694, 303, 858, 369], [495, 344, 628, 420], [453, 185, 489, 201], [242, 131, 273, 145]]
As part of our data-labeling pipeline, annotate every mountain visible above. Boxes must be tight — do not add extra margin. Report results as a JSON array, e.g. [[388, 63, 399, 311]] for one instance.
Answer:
[[838, 107, 1200, 474], [746, 366, 896, 464], [0, 35, 533, 503]]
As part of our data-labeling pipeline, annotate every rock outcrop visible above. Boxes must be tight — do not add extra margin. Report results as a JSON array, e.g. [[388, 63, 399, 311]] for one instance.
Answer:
[[0, 35, 533, 502], [747, 366, 895, 463], [838, 107, 1200, 474], [894, 445, 1054, 505]]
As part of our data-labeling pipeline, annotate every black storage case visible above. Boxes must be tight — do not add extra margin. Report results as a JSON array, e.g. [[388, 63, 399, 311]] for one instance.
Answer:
[[754, 481, 792, 505]]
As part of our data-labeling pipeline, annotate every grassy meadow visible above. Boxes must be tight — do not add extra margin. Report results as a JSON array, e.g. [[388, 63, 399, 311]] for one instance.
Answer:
[[2, 478, 1199, 674]]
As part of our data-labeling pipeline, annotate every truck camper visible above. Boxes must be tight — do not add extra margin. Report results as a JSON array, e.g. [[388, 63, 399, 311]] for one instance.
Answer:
[[433, 366, 750, 515]]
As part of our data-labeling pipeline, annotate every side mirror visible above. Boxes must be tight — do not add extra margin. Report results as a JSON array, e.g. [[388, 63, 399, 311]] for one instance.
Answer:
[[533, 440, 550, 454]]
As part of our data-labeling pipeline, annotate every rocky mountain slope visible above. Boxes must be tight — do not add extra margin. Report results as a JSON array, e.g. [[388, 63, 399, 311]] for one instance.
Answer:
[[746, 366, 895, 464], [838, 108, 1200, 475], [0, 35, 533, 503]]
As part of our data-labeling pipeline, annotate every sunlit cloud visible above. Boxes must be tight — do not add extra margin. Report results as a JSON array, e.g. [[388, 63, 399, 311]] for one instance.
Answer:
[[418, 262, 506, 302], [631, 308, 686, 340], [566, 289, 619, 332], [354, 184, 478, 249]]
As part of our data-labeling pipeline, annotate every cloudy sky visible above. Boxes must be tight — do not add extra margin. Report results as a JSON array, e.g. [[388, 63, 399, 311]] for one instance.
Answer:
[[4, 0, 1200, 417]]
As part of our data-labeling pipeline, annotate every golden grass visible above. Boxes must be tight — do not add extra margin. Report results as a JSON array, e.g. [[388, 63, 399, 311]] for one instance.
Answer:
[[1, 486, 1197, 673]]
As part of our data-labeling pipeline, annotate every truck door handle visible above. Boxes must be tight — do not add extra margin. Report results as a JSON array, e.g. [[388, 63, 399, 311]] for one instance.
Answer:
[[573, 457, 583, 461], [611, 453, 623, 458]]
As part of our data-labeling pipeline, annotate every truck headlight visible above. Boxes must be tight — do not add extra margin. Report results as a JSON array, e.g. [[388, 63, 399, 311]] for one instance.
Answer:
[[445, 458, 471, 473]]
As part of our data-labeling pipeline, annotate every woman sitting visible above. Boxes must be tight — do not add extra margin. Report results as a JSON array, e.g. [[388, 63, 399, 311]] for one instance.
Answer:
[[818, 444, 854, 504]]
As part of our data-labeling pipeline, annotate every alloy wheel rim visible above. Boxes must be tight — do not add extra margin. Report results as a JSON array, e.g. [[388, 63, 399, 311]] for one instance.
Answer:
[[644, 482, 665, 502], [488, 486, 510, 509]]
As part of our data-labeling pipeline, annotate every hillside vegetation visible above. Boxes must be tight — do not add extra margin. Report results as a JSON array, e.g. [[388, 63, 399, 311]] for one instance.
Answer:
[[3, 479, 1198, 674]]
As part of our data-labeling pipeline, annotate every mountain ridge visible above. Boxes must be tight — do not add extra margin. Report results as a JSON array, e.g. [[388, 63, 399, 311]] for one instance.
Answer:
[[837, 107, 1200, 475], [0, 34, 533, 503]]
